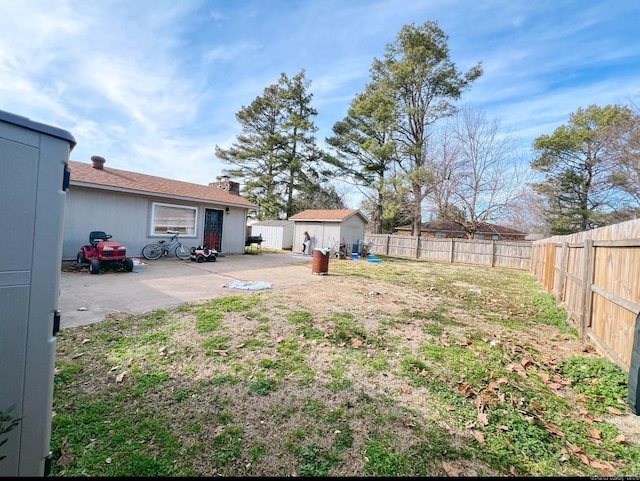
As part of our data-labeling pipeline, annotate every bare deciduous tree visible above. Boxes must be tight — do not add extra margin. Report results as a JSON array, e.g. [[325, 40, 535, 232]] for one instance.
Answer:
[[429, 105, 533, 238]]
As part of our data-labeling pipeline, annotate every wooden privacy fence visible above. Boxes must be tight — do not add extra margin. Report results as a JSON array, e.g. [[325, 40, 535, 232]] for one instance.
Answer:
[[364, 234, 532, 270], [531, 219, 640, 372]]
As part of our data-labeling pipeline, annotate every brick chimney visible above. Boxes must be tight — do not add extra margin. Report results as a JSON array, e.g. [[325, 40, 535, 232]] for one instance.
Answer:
[[91, 155, 106, 170], [210, 175, 240, 195]]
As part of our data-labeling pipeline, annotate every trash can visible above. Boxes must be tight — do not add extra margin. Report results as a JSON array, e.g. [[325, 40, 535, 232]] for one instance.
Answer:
[[312, 248, 330, 275], [0, 110, 75, 476]]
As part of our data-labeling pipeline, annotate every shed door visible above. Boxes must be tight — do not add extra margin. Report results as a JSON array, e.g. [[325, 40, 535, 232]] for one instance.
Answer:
[[204, 209, 223, 252]]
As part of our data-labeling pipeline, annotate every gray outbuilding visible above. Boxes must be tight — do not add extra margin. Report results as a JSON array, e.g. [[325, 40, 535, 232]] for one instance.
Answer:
[[0, 110, 76, 476], [250, 220, 295, 250], [289, 209, 369, 257]]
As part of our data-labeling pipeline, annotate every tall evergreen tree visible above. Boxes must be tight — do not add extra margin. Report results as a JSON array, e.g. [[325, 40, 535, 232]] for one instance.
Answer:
[[215, 70, 329, 220], [368, 21, 483, 236], [326, 82, 398, 233], [531, 104, 634, 234]]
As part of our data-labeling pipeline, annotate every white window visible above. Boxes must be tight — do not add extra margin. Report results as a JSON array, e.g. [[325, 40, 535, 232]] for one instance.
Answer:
[[151, 202, 197, 236], [474, 233, 485, 240], [435, 232, 446, 239], [492, 234, 500, 241]]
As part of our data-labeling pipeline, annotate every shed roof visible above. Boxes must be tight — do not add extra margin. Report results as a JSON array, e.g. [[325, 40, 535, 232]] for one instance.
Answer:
[[68, 160, 256, 208], [289, 209, 369, 223]]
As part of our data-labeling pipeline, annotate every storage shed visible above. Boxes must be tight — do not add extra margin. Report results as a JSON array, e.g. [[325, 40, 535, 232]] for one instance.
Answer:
[[250, 220, 294, 250], [289, 209, 369, 256], [0, 110, 75, 476]]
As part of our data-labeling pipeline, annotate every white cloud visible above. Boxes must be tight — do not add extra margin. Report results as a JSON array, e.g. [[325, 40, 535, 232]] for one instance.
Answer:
[[0, 0, 638, 194]]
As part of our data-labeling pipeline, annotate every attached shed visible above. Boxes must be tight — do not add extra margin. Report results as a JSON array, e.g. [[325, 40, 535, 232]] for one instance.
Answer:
[[289, 209, 369, 256], [250, 220, 294, 250]]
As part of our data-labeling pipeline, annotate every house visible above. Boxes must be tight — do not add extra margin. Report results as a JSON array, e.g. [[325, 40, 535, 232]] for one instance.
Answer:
[[288, 209, 369, 255], [395, 220, 528, 241], [63, 156, 257, 260], [250, 220, 295, 250]]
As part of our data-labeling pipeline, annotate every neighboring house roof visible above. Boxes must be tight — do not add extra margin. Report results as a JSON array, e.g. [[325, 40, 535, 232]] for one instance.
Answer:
[[289, 209, 369, 224], [252, 220, 294, 227], [68, 160, 257, 208], [396, 220, 527, 237]]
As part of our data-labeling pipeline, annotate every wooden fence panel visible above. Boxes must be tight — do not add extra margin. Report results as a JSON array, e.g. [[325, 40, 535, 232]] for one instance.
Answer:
[[418, 238, 451, 263], [364, 234, 532, 270], [494, 242, 532, 270], [531, 218, 640, 372]]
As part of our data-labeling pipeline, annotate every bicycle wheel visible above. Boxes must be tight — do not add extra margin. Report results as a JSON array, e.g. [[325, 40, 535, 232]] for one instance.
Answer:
[[142, 243, 163, 260], [175, 244, 191, 260]]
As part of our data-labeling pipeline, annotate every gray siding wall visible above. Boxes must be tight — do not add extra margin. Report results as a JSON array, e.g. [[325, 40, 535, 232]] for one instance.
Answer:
[[250, 224, 294, 249], [341, 216, 366, 252], [63, 187, 248, 260]]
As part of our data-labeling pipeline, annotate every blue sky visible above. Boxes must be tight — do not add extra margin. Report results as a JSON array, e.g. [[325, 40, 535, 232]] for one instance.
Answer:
[[1, 0, 639, 208]]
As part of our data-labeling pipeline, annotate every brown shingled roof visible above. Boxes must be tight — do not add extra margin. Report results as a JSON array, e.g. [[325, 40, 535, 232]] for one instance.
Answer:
[[289, 209, 368, 223], [68, 160, 256, 208]]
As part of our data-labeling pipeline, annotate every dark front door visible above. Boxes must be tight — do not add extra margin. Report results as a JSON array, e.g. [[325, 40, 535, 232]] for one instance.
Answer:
[[204, 209, 223, 252]]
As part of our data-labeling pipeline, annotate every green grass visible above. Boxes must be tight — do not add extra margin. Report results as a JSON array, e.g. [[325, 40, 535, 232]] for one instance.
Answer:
[[49, 257, 640, 477]]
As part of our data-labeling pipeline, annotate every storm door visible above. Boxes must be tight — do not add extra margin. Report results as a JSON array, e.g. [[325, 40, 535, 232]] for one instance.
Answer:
[[203, 208, 223, 252]]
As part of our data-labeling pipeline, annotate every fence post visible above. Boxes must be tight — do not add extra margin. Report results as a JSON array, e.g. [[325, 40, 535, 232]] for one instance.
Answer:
[[449, 239, 454, 263], [581, 239, 594, 336], [490, 240, 495, 267], [557, 242, 568, 301], [415, 235, 420, 259], [386, 235, 390, 256]]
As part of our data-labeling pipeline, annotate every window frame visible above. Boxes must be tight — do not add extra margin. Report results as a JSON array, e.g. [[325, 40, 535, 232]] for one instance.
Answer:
[[149, 202, 198, 237]]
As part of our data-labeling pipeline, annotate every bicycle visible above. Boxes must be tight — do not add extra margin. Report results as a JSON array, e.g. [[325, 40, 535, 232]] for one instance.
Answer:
[[142, 230, 191, 260]]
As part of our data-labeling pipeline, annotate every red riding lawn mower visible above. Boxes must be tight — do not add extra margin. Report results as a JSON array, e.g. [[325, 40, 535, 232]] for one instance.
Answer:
[[77, 231, 134, 274]]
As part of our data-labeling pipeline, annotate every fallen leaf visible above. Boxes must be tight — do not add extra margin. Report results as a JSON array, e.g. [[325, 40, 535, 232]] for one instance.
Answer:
[[606, 406, 624, 415], [589, 428, 601, 440], [530, 401, 544, 412], [71, 352, 84, 359], [477, 412, 489, 426], [521, 357, 534, 368], [458, 382, 476, 398], [115, 371, 127, 383], [509, 466, 520, 477], [401, 385, 411, 394], [442, 461, 461, 477], [351, 338, 363, 348], [82, 338, 90, 344], [590, 459, 616, 474], [577, 453, 590, 466], [614, 434, 626, 444], [544, 422, 565, 438], [499, 425, 510, 431], [56, 452, 74, 466], [471, 430, 485, 444]]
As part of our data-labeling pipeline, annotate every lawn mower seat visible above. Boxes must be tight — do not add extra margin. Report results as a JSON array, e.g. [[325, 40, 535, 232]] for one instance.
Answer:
[[89, 231, 110, 246]]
